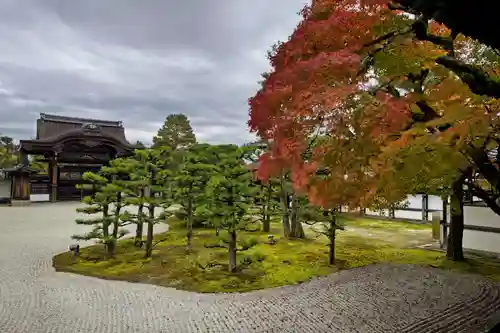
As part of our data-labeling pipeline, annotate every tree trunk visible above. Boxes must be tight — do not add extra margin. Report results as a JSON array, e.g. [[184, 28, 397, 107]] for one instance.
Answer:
[[262, 184, 272, 232], [106, 239, 116, 257], [228, 229, 237, 273], [135, 190, 144, 246], [290, 192, 305, 238], [186, 198, 193, 252], [145, 206, 155, 258], [328, 215, 336, 265], [263, 213, 271, 233], [446, 174, 465, 261], [135, 221, 144, 247], [112, 192, 122, 239], [145, 167, 156, 258], [280, 176, 291, 238], [102, 202, 113, 256]]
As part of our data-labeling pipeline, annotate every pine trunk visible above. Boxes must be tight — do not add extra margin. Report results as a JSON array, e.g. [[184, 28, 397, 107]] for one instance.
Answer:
[[290, 192, 305, 238], [446, 175, 465, 261], [280, 177, 291, 238], [262, 184, 272, 232], [145, 206, 155, 258], [112, 192, 122, 239], [135, 221, 143, 247], [102, 202, 112, 256], [328, 216, 336, 265], [228, 229, 237, 273], [263, 213, 271, 233], [107, 239, 116, 257], [135, 191, 144, 246], [186, 198, 193, 252]]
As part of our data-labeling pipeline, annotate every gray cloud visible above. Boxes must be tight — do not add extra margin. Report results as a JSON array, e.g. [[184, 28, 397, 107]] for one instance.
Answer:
[[0, 0, 308, 145]]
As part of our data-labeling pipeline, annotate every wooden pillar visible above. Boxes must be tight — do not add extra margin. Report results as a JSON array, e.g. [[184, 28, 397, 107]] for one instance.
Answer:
[[9, 171, 31, 204], [20, 173, 27, 200], [50, 158, 58, 202], [19, 150, 29, 165], [9, 174, 15, 203]]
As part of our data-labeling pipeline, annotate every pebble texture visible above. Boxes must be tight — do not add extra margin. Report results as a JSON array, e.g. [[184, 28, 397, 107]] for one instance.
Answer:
[[1, 202, 500, 333]]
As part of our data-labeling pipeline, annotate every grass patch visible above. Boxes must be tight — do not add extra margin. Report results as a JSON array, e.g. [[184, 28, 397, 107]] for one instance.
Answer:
[[53, 217, 500, 293], [340, 215, 431, 231]]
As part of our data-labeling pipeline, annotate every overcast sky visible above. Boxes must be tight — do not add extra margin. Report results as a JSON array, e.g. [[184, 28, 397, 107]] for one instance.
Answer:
[[0, 0, 307, 144]]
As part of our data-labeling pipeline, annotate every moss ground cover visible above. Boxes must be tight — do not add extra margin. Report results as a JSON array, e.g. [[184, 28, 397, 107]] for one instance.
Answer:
[[53, 216, 500, 292]]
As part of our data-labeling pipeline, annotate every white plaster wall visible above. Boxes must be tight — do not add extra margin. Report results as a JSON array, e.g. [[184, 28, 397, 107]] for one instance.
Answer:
[[363, 195, 443, 221], [428, 195, 443, 211], [0, 180, 10, 198], [30, 194, 50, 202], [365, 209, 390, 217], [406, 195, 422, 209], [394, 210, 422, 220], [441, 205, 500, 254], [465, 205, 500, 229], [462, 229, 500, 254]]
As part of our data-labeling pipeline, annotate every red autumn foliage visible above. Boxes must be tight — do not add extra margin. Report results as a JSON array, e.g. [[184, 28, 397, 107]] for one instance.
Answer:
[[248, 0, 499, 208], [248, 0, 410, 205]]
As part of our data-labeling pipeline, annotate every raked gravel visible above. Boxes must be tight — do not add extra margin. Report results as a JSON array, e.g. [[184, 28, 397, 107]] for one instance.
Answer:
[[1, 202, 500, 333]]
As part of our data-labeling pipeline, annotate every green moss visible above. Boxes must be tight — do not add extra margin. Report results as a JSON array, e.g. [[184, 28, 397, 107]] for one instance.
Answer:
[[341, 216, 431, 231], [53, 217, 500, 293]]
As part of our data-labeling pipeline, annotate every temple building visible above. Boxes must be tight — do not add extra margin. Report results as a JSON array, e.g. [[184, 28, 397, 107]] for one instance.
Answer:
[[16, 113, 135, 203]]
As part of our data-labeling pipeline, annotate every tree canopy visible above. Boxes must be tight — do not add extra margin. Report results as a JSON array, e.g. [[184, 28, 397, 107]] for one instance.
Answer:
[[393, 0, 499, 51], [152, 114, 197, 150], [248, 0, 500, 210]]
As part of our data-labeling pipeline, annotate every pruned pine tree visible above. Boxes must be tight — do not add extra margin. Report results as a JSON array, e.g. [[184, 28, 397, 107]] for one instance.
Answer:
[[152, 146, 175, 209], [120, 152, 149, 247], [253, 178, 280, 232], [140, 148, 172, 258], [203, 144, 256, 272], [99, 157, 137, 254], [172, 143, 213, 252], [73, 171, 128, 257], [279, 171, 306, 239], [301, 206, 345, 265], [243, 140, 280, 233]]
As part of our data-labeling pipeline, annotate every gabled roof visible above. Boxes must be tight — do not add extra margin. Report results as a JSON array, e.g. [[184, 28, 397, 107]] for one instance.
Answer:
[[39, 113, 123, 128], [35, 113, 129, 144]]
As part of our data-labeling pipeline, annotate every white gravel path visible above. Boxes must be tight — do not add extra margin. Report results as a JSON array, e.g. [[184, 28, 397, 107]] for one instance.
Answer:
[[0, 202, 499, 333]]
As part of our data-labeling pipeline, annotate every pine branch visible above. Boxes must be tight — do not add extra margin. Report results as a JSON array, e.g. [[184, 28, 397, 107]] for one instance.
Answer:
[[75, 217, 105, 225]]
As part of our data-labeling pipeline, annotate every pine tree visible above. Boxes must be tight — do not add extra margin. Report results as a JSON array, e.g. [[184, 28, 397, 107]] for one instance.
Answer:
[[152, 114, 196, 150], [73, 171, 128, 257], [99, 157, 137, 254], [120, 152, 150, 247], [243, 140, 279, 232], [140, 148, 173, 258], [0, 135, 18, 168], [253, 179, 280, 232], [203, 144, 257, 272], [172, 143, 213, 252], [301, 205, 345, 265]]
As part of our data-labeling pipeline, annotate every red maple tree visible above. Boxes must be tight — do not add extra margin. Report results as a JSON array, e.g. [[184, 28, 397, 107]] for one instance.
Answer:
[[248, 0, 500, 211]]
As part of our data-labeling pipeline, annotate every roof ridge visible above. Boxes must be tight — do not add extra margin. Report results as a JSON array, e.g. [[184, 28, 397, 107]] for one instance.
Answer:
[[39, 113, 123, 127]]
